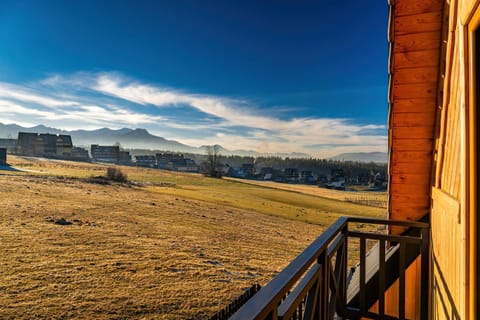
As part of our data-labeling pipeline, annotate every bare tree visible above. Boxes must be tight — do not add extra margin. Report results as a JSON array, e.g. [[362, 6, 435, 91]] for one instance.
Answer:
[[204, 145, 222, 178]]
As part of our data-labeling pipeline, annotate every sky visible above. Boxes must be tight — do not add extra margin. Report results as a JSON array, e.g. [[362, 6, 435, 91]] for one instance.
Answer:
[[0, 0, 389, 158]]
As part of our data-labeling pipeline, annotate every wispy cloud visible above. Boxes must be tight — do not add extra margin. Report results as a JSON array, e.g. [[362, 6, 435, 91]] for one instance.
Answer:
[[0, 82, 78, 108], [0, 72, 387, 157], [0, 85, 165, 128]]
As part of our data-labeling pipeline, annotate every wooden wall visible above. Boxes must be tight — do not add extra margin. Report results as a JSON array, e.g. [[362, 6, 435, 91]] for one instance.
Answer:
[[387, 0, 444, 315], [389, 0, 477, 319], [431, 0, 478, 318], [388, 0, 444, 224]]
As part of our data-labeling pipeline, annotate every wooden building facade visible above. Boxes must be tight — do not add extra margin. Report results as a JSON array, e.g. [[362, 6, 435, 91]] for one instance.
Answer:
[[388, 0, 478, 318]]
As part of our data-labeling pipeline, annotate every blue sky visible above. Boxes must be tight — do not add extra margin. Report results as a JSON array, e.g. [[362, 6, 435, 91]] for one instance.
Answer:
[[0, 0, 388, 157]]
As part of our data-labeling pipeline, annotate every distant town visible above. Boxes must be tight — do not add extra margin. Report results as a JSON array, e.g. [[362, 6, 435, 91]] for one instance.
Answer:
[[0, 132, 387, 191]]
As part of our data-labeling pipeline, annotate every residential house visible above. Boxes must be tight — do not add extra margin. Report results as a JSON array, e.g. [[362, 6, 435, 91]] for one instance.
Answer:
[[135, 155, 156, 167], [316, 174, 328, 186], [330, 168, 345, 180], [0, 139, 17, 153], [357, 172, 370, 185], [283, 168, 298, 183], [223, 164, 239, 177], [90, 145, 119, 163], [0, 148, 6, 165], [155, 153, 198, 172], [260, 167, 275, 180], [156, 153, 184, 169], [17, 132, 73, 157], [174, 158, 199, 172], [299, 170, 315, 184], [118, 151, 132, 165], [241, 163, 255, 178], [69, 147, 90, 161]]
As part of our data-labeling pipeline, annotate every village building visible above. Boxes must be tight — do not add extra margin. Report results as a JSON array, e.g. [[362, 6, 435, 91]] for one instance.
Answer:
[[283, 168, 299, 183], [90, 144, 119, 163], [0, 148, 7, 165], [135, 155, 156, 167], [16, 132, 73, 157], [260, 166, 274, 180], [222, 164, 239, 177], [118, 151, 132, 165], [155, 152, 198, 172], [299, 170, 315, 184], [69, 147, 90, 161], [330, 168, 345, 180], [316, 174, 328, 186], [240, 163, 255, 177], [171, 158, 199, 172], [0, 139, 17, 153], [357, 172, 370, 184], [156, 152, 184, 169]]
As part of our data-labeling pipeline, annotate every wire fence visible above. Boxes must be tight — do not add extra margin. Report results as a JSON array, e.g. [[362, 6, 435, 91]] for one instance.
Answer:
[[344, 194, 388, 208]]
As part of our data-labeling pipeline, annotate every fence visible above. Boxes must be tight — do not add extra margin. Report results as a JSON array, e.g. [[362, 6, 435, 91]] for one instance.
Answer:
[[209, 284, 261, 320], [344, 194, 388, 208]]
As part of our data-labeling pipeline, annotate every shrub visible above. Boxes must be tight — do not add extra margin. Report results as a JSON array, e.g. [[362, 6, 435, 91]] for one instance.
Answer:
[[106, 167, 128, 183]]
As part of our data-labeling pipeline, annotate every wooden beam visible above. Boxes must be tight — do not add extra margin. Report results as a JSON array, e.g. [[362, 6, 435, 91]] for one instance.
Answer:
[[389, 201, 431, 212], [394, 11, 442, 35], [394, 31, 441, 53], [393, 67, 439, 85], [389, 192, 432, 205], [392, 139, 434, 152], [395, 0, 443, 17], [393, 83, 437, 99], [392, 127, 435, 140], [390, 209, 430, 221], [389, 183, 430, 196], [391, 150, 433, 163], [393, 50, 440, 69], [390, 161, 432, 174], [391, 111, 437, 127], [390, 173, 432, 185], [391, 98, 437, 113]]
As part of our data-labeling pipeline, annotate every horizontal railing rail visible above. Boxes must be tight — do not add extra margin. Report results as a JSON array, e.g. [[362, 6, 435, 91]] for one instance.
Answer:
[[230, 217, 430, 320]]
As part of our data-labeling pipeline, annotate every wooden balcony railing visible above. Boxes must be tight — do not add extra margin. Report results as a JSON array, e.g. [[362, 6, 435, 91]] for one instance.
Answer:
[[229, 217, 430, 320]]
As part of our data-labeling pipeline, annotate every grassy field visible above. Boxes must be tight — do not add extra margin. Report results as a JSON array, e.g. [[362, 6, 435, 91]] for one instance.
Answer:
[[224, 177, 388, 208], [1, 156, 386, 319]]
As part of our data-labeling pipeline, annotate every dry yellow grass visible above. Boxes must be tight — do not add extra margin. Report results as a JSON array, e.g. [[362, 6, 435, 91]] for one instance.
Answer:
[[0, 156, 386, 319], [224, 177, 387, 205]]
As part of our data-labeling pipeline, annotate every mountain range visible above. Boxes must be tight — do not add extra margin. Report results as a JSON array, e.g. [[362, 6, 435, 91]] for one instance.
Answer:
[[0, 123, 311, 157], [0, 122, 387, 161]]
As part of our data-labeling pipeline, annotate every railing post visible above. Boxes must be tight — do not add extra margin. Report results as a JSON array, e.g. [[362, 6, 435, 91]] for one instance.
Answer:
[[303, 277, 320, 320], [378, 238, 386, 316], [399, 240, 406, 320], [342, 223, 348, 312], [359, 236, 366, 313], [420, 227, 430, 320], [319, 251, 328, 319], [332, 224, 348, 319]]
